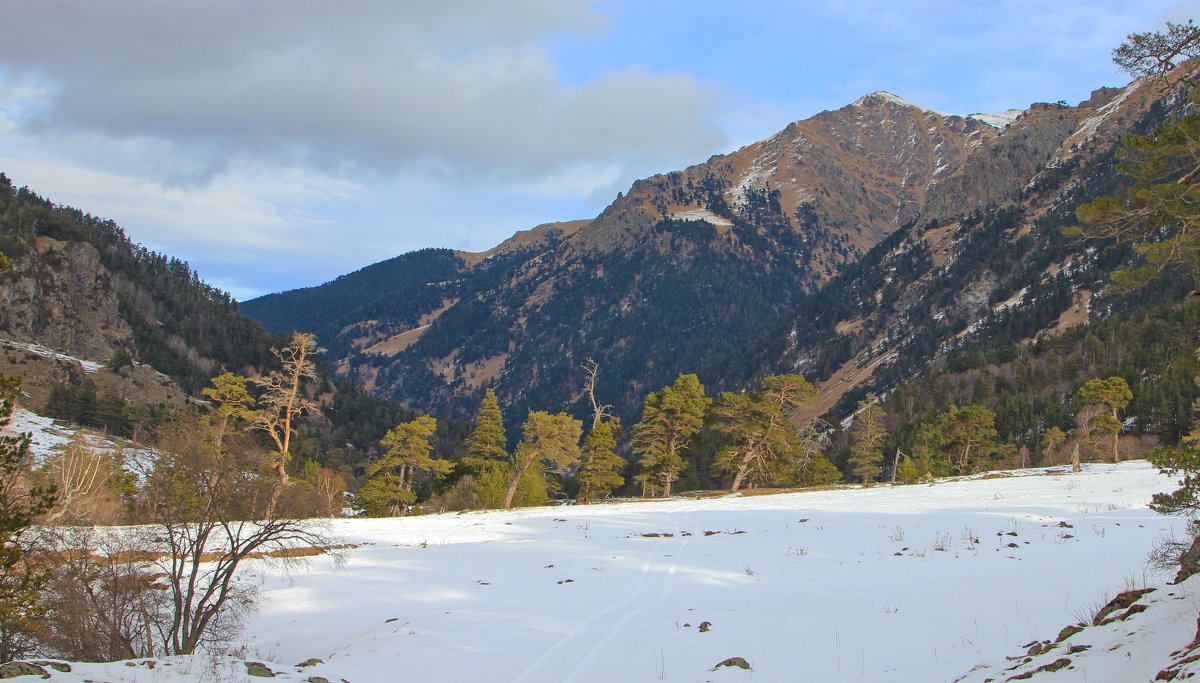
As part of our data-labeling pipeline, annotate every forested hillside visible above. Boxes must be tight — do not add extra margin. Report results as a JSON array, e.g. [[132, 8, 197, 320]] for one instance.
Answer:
[[0, 173, 281, 391], [242, 80, 1178, 435]]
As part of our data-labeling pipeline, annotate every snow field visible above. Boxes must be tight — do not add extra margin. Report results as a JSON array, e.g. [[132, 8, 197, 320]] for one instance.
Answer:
[[233, 461, 1178, 682], [3, 461, 1182, 682]]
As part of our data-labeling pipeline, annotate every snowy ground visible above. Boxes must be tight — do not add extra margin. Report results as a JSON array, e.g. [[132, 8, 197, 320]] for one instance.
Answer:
[[2, 408, 157, 469], [5, 461, 1191, 682]]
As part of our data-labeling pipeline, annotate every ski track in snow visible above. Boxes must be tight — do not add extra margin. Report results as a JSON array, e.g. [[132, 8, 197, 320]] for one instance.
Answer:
[[509, 505, 699, 683], [8, 462, 1192, 682]]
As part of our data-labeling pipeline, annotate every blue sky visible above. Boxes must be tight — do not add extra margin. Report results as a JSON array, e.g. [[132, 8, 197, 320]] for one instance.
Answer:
[[0, 1, 1195, 299]]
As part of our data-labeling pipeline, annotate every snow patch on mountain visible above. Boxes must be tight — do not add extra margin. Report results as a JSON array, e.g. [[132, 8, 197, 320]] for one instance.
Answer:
[[968, 109, 1023, 128], [669, 207, 733, 227], [2, 339, 104, 373]]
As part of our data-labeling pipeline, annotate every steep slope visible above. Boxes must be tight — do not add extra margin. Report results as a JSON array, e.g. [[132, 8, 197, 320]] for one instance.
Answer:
[[246, 80, 1178, 428], [720, 80, 1176, 426], [0, 175, 281, 404], [247, 93, 1048, 421]]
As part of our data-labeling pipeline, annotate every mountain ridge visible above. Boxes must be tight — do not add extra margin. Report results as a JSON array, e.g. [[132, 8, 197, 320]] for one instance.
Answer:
[[236, 79, 1170, 425]]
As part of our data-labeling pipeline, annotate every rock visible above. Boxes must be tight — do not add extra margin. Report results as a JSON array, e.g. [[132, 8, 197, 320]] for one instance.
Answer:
[[1056, 625, 1084, 642], [297, 658, 325, 668], [1093, 588, 1154, 626], [306, 678, 332, 683], [0, 662, 49, 679], [245, 662, 277, 677], [1176, 534, 1200, 584], [710, 657, 751, 671]]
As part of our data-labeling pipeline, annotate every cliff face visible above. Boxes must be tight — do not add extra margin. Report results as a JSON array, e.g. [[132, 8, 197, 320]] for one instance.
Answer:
[[243, 80, 1174, 423], [0, 236, 133, 360]]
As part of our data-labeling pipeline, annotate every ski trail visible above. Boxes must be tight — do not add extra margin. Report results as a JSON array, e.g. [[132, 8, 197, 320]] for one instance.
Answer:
[[506, 533, 670, 683], [507, 505, 697, 683]]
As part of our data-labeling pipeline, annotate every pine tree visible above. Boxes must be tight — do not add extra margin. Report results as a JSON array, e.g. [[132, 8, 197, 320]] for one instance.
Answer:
[[712, 375, 818, 492], [577, 418, 625, 502], [896, 455, 920, 484], [1041, 426, 1067, 465], [202, 372, 258, 449], [918, 405, 999, 475], [504, 412, 582, 509], [794, 420, 841, 487], [632, 374, 711, 497], [1070, 24, 1200, 293], [1075, 377, 1132, 462], [0, 374, 57, 661], [463, 389, 507, 472], [848, 396, 887, 484], [358, 415, 447, 516]]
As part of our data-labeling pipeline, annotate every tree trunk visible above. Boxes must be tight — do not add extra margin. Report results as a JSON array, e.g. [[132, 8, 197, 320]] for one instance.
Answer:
[[1071, 443, 1081, 473], [263, 459, 289, 519], [503, 451, 537, 509], [731, 448, 756, 492], [1111, 408, 1121, 463]]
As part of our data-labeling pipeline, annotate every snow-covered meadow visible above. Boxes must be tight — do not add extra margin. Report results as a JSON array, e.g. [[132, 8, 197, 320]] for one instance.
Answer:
[[9, 461, 1192, 682]]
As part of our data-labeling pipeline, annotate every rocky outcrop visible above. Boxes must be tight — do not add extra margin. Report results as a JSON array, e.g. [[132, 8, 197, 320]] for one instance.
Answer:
[[0, 236, 132, 362]]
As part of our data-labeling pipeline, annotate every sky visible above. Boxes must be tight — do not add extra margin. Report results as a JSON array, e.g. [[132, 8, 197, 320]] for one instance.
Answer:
[[0, 1, 1196, 300]]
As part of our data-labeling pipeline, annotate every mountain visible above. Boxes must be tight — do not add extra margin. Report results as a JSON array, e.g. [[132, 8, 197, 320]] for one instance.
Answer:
[[244, 80, 1173, 426], [0, 176, 283, 413]]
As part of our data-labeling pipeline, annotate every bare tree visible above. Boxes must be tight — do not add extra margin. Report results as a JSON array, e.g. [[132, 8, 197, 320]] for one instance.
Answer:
[[40, 435, 109, 523], [133, 416, 339, 655], [35, 526, 168, 661], [582, 359, 613, 428], [253, 333, 322, 518]]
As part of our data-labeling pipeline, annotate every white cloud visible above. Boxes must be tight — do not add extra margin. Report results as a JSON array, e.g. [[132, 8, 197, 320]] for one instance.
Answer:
[[0, 1, 725, 181]]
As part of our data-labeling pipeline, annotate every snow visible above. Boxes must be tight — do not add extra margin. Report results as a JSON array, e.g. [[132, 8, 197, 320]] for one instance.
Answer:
[[1, 339, 104, 373], [669, 208, 733, 228], [8, 461, 1188, 682], [1065, 85, 1135, 150], [852, 91, 952, 118], [967, 110, 1023, 128], [726, 163, 774, 205], [2, 408, 158, 469], [993, 287, 1029, 312]]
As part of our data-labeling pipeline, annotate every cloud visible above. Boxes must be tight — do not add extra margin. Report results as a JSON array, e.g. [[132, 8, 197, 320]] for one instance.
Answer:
[[0, 1, 726, 181]]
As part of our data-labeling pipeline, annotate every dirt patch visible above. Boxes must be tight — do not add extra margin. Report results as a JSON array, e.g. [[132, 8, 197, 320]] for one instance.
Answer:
[[363, 299, 458, 356]]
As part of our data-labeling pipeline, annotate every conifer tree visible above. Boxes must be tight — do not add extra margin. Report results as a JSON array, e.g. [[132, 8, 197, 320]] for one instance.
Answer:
[[577, 418, 625, 502], [202, 372, 257, 449], [504, 412, 582, 509], [632, 374, 710, 497], [1075, 377, 1132, 462], [848, 396, 887, 484], [463, 389, 507, 472], [917, 405, 999, 475], [0, 374, 57, 661], [358, 416, 446, 516], [712, 375, 818, 491], [896, 455, 920, 484], [1070, 22, 1200, 292], [1041, 426, 1067, 465]]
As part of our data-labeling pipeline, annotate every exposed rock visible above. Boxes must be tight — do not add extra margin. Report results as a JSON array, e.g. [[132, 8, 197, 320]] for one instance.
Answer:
[[0, 237, 132, 361], [0, 661, 49, 679], [297, 658, 325, 668], [710, 656, 751, 671], [1092, 588, 1154, 626], [245, 661, 277, 677]]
